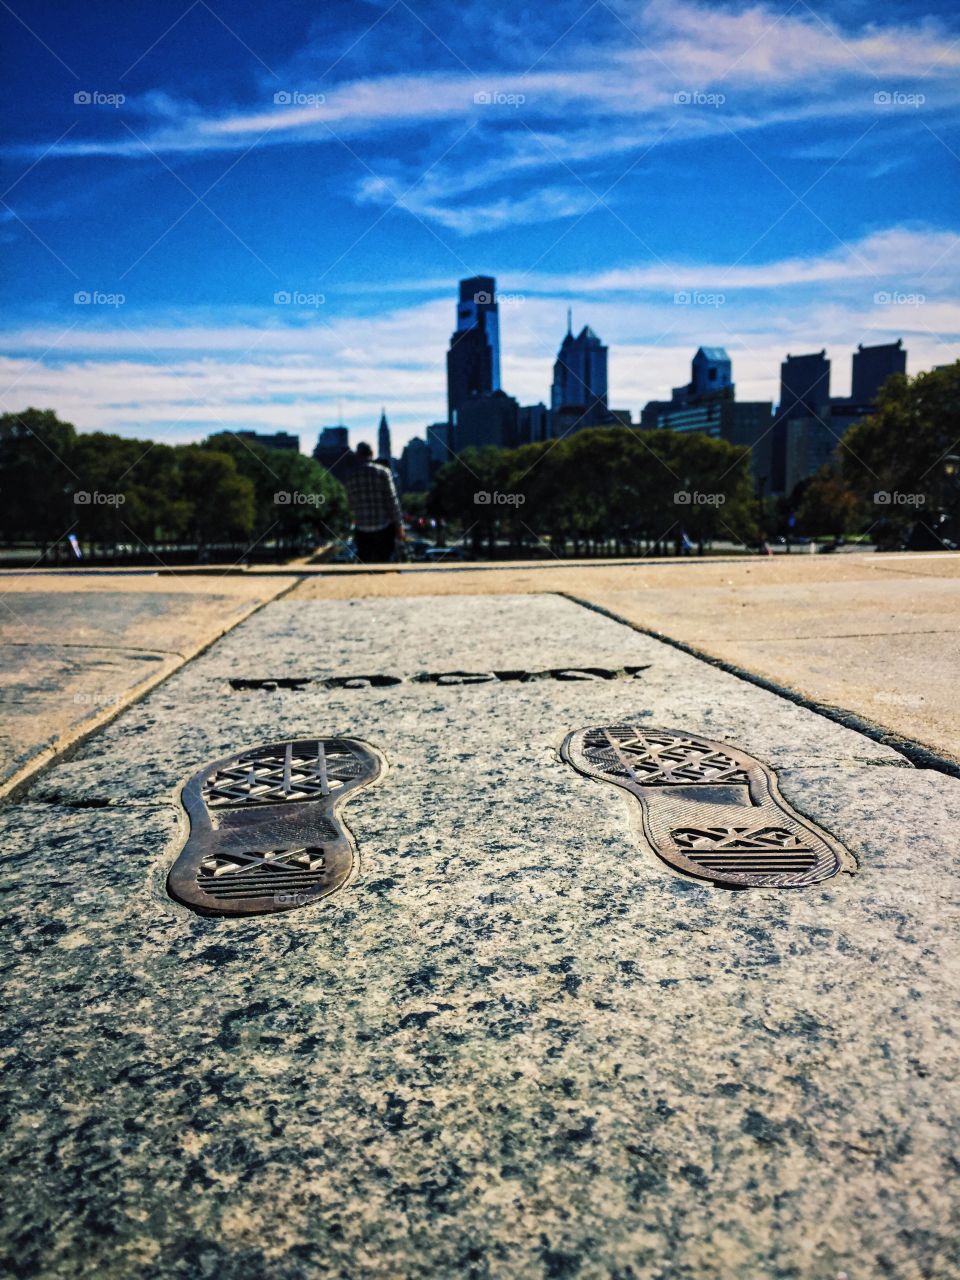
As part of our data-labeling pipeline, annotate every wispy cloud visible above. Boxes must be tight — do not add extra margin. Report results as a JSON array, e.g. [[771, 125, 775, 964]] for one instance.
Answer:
[[2, 227, 956, 447], [14, 1, 960, 233]]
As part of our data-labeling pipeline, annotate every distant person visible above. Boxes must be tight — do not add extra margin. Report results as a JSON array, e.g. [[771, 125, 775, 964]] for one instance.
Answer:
[[344, 442, 403, 563]]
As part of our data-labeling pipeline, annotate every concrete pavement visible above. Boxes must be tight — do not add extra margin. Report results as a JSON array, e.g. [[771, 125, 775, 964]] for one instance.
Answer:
[[292, 552, 960, 765], [2, 589, 958, 1279], [0, 572, 296, 797]]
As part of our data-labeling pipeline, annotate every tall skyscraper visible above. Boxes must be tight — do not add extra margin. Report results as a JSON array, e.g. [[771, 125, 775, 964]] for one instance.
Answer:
[[826, 339, 909, 482], [550, 312, 608, 433], [770, 350, 831, 493], [851, 339, 906, 403], [312, 425, 353, 482], [377, 408, 392, 462], [446, 276, 500, 424]]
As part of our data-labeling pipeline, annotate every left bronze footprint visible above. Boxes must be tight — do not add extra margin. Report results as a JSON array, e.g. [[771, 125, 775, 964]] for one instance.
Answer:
[[167, 738, 382, 916]]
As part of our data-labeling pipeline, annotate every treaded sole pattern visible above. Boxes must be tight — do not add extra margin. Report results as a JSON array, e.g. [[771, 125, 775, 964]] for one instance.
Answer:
[[562, 726, 846, 889], [167, 737, 381, 916]]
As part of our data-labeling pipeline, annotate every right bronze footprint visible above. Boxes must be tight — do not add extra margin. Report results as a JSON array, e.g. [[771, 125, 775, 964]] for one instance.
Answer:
[[562, 726, 847, 889]]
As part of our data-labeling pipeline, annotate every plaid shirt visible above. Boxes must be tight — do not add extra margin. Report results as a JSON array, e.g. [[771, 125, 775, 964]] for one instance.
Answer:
[[344, 461, 403, 532]]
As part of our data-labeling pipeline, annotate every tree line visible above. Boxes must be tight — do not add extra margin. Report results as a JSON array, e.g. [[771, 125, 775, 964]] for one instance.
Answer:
[[429, 361, 960, 553], [2, 361, 956, 563], [0, 409, 348, 561], [430, 427, 760, 555], [795, 361, 960, 547]]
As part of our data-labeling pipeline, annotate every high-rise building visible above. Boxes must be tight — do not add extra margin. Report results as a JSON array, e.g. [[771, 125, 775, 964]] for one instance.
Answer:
[[550, 312, 608, 432], [639, 399, 672, 431], [234, 430, 300, 452], [377, 409, 391, 463], [658, 346, 734, 403], [770, 351, 831, 493], [851, 339, 906, 403], [398, 437, 431, 492], [518, 402, 549, 445], [312, 425, 353, 482], [728, 401, 775, 489], [457, 390, 520, 451], [605, 408, 634, 428], [776, 350, 831, 422], [690, 347, 733, 398], [639, 348, 772, 486], [784, 417, 839, 495], [425, 421, 449, 469], [446, 276, 501, 425], [815, 339, 909, 491]]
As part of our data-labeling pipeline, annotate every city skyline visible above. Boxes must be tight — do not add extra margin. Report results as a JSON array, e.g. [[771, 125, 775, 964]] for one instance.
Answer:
[[1, 0, 958, 451], [314, 273, 912, 502]]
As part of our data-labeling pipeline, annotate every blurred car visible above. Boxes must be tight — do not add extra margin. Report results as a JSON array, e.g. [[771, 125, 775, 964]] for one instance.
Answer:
[[424, 546, 467, 562]]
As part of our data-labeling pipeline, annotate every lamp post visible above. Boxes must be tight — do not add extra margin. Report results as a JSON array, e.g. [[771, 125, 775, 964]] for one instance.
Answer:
[[942, 455, 959, 545], [756, 475, 767, 554]]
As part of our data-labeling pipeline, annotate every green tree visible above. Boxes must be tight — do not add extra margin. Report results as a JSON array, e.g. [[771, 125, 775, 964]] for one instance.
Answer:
[[658, 431, 757, 550], [795, 465, 861, 536], [842, 361, 960, 543], [124, 443, 191, 545], [0, 408, 77, 552], [201, 433, 348, 554], [72, 432, 160, 553], [178, 447, 255, 549], [427, 426, 758, 558], [431, 446, 502, 552]]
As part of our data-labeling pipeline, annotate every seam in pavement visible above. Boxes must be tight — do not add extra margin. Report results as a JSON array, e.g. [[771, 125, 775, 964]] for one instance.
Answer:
[[0, 577, 302, 806], [560, 592, 960, 780], [711, 628, 959, 642], [1, 640, 190, 658]]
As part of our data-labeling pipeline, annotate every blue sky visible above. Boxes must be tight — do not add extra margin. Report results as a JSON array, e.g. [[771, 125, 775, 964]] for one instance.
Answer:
[[1, 0, 958, 452]]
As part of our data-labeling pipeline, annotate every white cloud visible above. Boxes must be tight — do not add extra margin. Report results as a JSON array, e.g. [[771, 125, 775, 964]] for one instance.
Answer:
[[19, 1, 960, 233], [2, 227, 956, 449]]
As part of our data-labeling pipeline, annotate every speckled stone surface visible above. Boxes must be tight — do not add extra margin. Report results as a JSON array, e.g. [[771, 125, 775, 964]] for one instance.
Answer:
[[2, 594, 957, 1279], [0, 578, 293, 793]]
